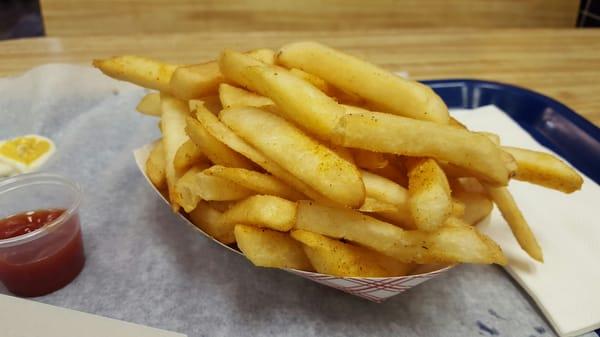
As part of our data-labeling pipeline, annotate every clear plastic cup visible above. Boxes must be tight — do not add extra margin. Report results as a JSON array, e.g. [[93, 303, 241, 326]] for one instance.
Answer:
[[0, 173, 85, 297]]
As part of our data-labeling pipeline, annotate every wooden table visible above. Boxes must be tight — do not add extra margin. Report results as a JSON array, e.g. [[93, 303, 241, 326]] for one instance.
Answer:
[[2, 29, 599, 126]]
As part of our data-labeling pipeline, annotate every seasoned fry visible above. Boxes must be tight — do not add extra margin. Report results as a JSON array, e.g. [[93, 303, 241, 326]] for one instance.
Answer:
[[219, 83, 274, 109], [451, 181, 493, 225], [219, 195, 297, 232], [169, 49, 275, 100], [503, 146, 583, 193], [360, 169, 413, 228], [368, 158, 408, 187], [405, 157, 452, 231], [203, 165, 304, 200], [136, 92, 162, 116], [353, 149, 388, 169], [194, 103, 328, 203], [220, 107, 365, 207], [333, 107, 511, 186], [235, 225, 313, 270], [291, 230, 413, 277], [188, 201, 233, 244], [161, 95, 190, 211], [276, 41, 449, 123], [175, 166, 253, 212], [170, 62, 224, 100], [93, 55, 178, 92], [186, 114, 255, 169], [219, 50, 345, 139], [484, 185, 543, 262], [173, 139, 208, 176], [146, 140, 167, 190], [295, 201, 506, 265], [359, 197, 399, 213]]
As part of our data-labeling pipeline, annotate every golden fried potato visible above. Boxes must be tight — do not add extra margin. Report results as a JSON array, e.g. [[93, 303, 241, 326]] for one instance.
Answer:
[[219, 83, 274, 109], [334, 106, 512, 186], [503, 146, 583, 193], [136, 92, 162, 116], [276, 41, 449, 123], [291, 229, 413, 277], [194, 102, 327, 203], [203, 165, 304, 200], [484, 185, 543, 262], [160, 95, 190, 211], [173, 139, 208, 176], [405, 157, 452, 231], [93, 55, 178, 92], [219, 195, 297, 232], [219, 50, 345, 139], [146, 140, 167, 190], [220, 107, 365, 207], [295, 201, 506, 265], [235, 225, 313, 270], [188, 201, 233, 244]]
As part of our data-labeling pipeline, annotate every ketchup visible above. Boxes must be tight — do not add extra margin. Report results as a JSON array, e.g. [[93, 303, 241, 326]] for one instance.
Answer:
[[0, 209, 85, 297]]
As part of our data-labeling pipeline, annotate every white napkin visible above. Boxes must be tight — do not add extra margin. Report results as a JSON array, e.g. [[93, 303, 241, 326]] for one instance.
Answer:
[[452, 105, 600, 337], [0, 294, 186, 337]]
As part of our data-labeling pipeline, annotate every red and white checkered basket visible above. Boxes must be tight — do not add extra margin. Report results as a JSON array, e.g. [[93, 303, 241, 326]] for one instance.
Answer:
[[134, 145, 454, 302]]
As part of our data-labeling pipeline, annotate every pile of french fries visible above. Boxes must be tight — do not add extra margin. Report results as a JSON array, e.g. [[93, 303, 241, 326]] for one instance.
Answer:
[[94, 41, 583, 277]]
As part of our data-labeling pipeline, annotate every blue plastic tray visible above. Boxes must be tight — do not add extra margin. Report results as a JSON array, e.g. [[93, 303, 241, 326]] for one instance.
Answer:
[[422, 79, 600, 185]]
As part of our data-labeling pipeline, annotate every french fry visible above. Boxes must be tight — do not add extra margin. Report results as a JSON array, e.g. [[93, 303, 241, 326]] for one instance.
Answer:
[[484, 185, 543, 262], [503, 146, 583, 193], [333, 106, 512, 186], [353, 149, 388, 169], [405, 157, 452, 231], [361, 170, 409, 208], [359, 197, 399, 213], [235, 225, 313, 270], [291, 230, 413, 277], [188, 201, 233, 244], [145, 140, 167, 190], [93, 55, 178, 92], [203, 165, 304, 200], [173, 139, 208, 176], [186, 114, 255, 169], [136, 92, 162, 116], [368, 157, 408, 187], [194, 102, 328, 203], [451, 200, 466, 219], [169, 62, 223, 100], [295, 201, 506, 265], [246, 48, 277, 65], [161, 95, 190, 211], [219, 195, 297, 232], [175, 166, 254, 212], [220, 107, 365, 208], [451, 181, 493, 225], [168, 49, 276, 100], [361, 169, 414, 228], [219, 50, 345, 139], [206, 201, 236, 213], [276, 41, 449, 123], [218, 83, 274, 109]]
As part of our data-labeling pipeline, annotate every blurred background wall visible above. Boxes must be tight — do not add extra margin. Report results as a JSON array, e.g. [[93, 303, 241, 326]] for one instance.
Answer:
[[1, 0, 597, 40]]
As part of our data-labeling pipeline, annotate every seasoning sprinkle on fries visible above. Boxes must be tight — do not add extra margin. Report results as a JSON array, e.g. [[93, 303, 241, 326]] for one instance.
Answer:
[[95, 41, 583, 276]]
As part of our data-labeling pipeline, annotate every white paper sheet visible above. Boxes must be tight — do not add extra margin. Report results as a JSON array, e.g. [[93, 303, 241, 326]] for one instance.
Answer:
[[453, 106, 600, 337]]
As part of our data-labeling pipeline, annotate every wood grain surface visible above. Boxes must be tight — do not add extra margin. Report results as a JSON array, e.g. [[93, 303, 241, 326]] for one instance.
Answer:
[[40, 0, 579, 36], [1, 29, 598, 126]]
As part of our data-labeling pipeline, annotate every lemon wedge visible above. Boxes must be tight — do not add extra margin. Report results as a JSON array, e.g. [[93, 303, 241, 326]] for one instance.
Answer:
[[0, 135, 55, 176]]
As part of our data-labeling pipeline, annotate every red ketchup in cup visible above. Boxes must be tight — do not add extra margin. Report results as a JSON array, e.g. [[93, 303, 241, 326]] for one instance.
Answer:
[[0, 174, 85, 297]]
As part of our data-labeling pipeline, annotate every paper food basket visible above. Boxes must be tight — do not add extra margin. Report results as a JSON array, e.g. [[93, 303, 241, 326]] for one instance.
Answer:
[[134, 144, 453, 302]]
